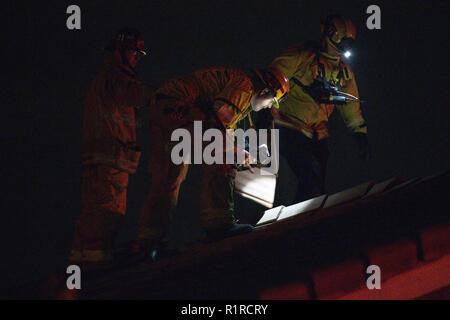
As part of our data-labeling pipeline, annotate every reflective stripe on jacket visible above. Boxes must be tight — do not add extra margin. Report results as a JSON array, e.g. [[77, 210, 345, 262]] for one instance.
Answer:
[[156, 66, 253, 130]]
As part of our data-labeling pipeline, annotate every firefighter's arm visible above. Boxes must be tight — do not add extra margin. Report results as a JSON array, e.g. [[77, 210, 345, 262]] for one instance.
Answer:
[[213, 100, 239, 130], [336, 77, 367, 134], [109, 71, 156, 108], [212, 100, 239, 154], [212, 100, 255, 168]]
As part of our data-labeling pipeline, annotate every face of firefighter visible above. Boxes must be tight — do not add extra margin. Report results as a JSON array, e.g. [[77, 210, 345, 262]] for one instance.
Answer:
[[124, 49, 142, 68], [251, 88, 276, 112], [322, 34, 355, 58]]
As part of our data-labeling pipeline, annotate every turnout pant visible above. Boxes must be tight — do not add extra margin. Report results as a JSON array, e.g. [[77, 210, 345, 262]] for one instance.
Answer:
[[278, 126, 329, 203], [138, 97, 237, 242], [71, 165, 129, 262]]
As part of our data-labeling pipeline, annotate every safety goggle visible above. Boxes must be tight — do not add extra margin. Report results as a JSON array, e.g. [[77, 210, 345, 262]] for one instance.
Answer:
[[264, 88, 288, 109], [265, 85, 288, 109]]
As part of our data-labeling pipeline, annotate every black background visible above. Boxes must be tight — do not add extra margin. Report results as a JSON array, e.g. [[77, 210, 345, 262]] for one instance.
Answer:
[[2, 0, 449, 288]]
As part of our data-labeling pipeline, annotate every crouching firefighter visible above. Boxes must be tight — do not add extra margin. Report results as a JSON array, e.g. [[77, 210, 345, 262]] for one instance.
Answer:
[[70, 27, 156, 268], [138, 66, 289, 260], [270, 15, 370, 203]]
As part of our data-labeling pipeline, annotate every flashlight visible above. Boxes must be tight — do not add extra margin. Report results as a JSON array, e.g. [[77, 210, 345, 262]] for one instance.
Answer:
[[344, 50, 352, 58]]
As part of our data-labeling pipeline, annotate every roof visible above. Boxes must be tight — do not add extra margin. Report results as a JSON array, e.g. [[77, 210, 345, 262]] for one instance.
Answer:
[[4, 169, 449, 299]]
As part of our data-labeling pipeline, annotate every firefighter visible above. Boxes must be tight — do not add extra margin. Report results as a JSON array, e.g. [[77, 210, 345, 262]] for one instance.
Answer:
[[138, 66, 289, 259], [270, 15, 370, 203], [70, 27, 156, 267]]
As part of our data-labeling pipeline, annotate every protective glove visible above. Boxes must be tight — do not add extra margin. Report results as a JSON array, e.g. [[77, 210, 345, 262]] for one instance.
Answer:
[[353, 132, 371, 161]]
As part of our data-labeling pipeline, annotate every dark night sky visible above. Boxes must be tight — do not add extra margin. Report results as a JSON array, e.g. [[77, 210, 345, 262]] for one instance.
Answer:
[[2, 0, 449, 287]]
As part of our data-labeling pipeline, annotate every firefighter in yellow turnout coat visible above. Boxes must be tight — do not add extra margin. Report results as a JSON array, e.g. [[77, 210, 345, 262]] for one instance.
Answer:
[[138, 66, 289, 258], [270, 15, 370, 202]]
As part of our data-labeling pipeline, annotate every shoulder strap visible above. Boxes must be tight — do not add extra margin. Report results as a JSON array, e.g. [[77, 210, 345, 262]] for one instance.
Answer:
[[339, 60, 352, 81]]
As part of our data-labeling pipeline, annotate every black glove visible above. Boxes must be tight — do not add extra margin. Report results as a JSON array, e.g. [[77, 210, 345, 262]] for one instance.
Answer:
[[353, 132, 371, 161]]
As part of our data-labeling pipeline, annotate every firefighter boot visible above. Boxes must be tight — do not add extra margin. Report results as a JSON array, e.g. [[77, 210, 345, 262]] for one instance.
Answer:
[[204, 223, 254, 242]]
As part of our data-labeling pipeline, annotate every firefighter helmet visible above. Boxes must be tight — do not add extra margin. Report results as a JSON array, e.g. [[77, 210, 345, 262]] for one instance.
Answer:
[[253, 67, 290, 109], [105, 27, 147, 55], [320, 15, 356, 53]]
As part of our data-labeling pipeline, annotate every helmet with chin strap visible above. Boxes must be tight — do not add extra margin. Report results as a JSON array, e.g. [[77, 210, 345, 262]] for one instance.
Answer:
[[320, 15, 356, 53], [252, 67, 290, 109]]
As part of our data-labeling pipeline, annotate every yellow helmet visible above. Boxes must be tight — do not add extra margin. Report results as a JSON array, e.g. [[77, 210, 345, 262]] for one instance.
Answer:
[[320, 15, 356, 53], [253, 67, 290, 109]]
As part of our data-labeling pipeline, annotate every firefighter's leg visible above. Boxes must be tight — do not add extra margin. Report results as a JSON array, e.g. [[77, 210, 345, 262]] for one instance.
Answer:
[[200, 163, 237, 231], [279, 126, 325, 203], [71, 165, 129, 264], [313, 138, 330, 194], [135, 98, 198, 261], [200, 163, 253, 240], [138, 123, 189, 244]]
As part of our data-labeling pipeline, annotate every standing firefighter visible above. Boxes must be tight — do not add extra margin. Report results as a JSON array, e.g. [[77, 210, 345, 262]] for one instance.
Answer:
[[270, 15, 370, 202], [138, 66, 289, 259], [70, 28, 155, 267]]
